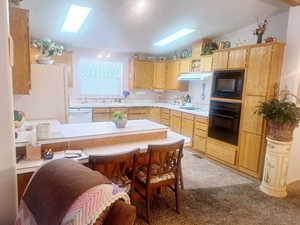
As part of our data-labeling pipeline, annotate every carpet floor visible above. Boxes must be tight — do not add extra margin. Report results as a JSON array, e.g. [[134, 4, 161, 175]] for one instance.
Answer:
[[134, 151, 300, 225]]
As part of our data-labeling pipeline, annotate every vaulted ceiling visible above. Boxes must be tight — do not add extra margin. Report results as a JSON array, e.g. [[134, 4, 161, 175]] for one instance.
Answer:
[[21, 0, 288, 54]]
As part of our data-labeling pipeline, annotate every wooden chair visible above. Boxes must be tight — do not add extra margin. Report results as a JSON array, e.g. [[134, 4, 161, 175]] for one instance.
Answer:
[[135, 140, 184, 223], [89, 149, 139, 200]]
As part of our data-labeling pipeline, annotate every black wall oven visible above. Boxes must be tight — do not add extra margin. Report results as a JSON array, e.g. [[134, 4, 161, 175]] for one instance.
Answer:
[[212, 70, 244, 99], [208, 101, 241, 145]]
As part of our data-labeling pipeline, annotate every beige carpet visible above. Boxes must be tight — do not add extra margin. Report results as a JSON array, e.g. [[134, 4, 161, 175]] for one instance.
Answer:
[[135, 151, 300, 225]]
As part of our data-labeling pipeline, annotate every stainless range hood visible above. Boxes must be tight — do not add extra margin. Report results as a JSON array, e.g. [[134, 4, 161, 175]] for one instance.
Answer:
[[178, 72, 212, 81]]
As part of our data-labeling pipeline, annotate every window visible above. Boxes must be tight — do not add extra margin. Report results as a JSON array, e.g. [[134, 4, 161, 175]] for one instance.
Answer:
[[77, 59, 123, 97]]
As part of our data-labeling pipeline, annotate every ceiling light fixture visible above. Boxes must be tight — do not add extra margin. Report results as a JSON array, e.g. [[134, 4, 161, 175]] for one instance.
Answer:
[[106, 53, 111, 58], [154, 28, 195, 47], [97, 54, 103, 59], [61, 5, 91, 33]]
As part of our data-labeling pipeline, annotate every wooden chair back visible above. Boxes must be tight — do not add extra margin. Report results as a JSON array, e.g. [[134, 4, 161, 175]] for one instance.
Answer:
[[88, 149, 139, 190], [146, 139, 184, 185]]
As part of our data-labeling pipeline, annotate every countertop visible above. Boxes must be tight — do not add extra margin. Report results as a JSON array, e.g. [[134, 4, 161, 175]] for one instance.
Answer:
[[15, 120, 168, 147], [16, 131, 190, 174], [69, 102, 209, 117]]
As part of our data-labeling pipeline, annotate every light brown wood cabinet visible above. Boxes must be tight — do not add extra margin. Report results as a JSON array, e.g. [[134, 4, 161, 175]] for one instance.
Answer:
[[150, 107, 160, 123], [193, 116, 208, 153], [10, 7, 31, 95], [199, 55, 213, 72], [228, 49, 248, 70], [170, 110, 182, 133], [166, 61, 188, 91], [245, 45, 273, 96], [130, 60, 154, 90], [181, 113, 194, 138], [213, 51, 229, 70], [153, 62, 166, 90], [179, 59, 191, 73], [128, 107, 149, 120], [93, 108, 111, 122], [160, 108, 170, 126], [239, 132, 262, 174]]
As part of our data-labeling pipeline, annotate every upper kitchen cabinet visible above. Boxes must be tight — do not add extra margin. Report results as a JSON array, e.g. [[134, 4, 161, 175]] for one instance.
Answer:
[[10, 7, 31, 95], [165, 61, 188, 91], [245, 44, 284, 97], [228, 49, 248, 70], [212, 51, 229, 71], [153, 62, 166, 90], [199, 55, 213, 72], [179, 59, 191, 73], [130, 60, 154, 90]]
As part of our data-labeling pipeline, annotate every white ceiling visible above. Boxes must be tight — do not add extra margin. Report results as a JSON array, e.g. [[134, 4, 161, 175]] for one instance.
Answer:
[[21, 0, 288, 54]]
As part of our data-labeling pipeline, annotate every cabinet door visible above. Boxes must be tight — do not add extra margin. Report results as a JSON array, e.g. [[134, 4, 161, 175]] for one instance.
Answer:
[[133, 61, 153, 89], [181, 113, 194, 138], [143, 61, 154, 89], [153, 62, 166, 90], [245, 46, 272, 96], [228, 49, 247, 70], [213, 51, 229, 70], [242, 95, 265, 135], [10, 7, 31, 95], [199, 55, 213, 72], [150, 107, 161, 123], [179, 59, 191, 73], [170, 111, 182, 133], [239, 131, 262, 173], [193, 135, 207, 153]]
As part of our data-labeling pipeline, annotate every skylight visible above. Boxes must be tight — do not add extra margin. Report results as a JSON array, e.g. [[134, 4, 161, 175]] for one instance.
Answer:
[[154, 28, 195, 46], [61, 5, 91, 33]]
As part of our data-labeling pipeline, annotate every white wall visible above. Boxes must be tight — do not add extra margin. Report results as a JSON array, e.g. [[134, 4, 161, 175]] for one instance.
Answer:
[[280, 6, 300, 184], [0, 0, 17, 224], [215, 11, 289, 47]]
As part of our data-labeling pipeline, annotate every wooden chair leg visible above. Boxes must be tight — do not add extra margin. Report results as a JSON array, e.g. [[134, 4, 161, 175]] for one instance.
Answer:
[[146, 191, 151, 224], [175, 180, 181, 214], [179, 164, 184, 190]]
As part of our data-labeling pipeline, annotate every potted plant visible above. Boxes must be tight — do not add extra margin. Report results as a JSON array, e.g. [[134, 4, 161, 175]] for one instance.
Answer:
[[256, 90, 300, 142], [32, 39, 64, 64], [112, 111, 128, 128]]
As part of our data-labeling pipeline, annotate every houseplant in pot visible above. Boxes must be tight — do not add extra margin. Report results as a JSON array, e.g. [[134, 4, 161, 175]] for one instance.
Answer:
[[112, 111, 127, 128], [256, 90, 300, 142], [32, 39, 64, 64]]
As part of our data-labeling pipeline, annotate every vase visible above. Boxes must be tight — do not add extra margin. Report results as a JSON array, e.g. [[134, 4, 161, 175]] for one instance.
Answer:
[[114, 119, 127, 128], [36, 56, 54, 65], [257, 33, 263, 44]]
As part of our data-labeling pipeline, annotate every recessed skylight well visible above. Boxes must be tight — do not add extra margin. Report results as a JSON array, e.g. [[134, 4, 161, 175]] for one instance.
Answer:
[[62, 5, 91, 33], [154, 28, 195, 46]]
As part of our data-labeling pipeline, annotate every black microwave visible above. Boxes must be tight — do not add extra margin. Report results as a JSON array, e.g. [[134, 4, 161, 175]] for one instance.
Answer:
[[211, 70, 245, 99]]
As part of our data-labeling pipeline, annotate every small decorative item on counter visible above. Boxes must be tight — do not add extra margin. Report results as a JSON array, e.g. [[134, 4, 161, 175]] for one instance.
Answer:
[[265, 36, 277, 43], [256, 89, 300, 142], [253, 18, 268, 44], [26, 144, 42, 161], [32, 39, 64, 64], [122, 90, 130, 103], [224, 41, 231, 49], [42, 149, 54, 160], [14, 110, 25, 128], [201, 42, 218, 55], [112, 111, 128, 128]]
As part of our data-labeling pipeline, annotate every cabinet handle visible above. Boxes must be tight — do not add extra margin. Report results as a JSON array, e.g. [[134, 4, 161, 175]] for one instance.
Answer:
[[8, 35, 14, 67]]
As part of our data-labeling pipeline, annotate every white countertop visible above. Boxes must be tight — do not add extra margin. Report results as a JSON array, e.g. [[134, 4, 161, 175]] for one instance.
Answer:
[[16, 131, 190, 174], [69, 102, 209, 117], [16, 120, 168, 147]]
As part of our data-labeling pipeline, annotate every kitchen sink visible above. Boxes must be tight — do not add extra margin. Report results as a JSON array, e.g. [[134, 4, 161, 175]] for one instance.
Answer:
[[179, 106, 200, 110]]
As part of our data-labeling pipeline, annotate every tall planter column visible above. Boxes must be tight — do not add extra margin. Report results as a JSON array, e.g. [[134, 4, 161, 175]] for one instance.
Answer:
[[260, 138, 292, 198]]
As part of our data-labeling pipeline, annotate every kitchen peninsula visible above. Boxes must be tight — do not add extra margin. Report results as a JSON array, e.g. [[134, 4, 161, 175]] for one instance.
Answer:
[[16, 119, 190, 201]]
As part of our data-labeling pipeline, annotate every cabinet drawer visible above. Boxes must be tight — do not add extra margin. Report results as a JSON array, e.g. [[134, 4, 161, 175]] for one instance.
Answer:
[[195, 122, 208, 131], [194, 128, 207, 137], [171, 110, 182, 117], [182, 113, 194, 121], [195, 116, 208, 124], [111, 108, 128, 114], [128, 114, 148, 120], [181, 118, 194, 138], [93, 113, 111, 122], [128, 107, 149, 114], [193, 135, 207, 152], [206, 138, 237, 165], [93, 108, 110, 113], [160, 118, 170, 126], [161, 108, 170, 114]]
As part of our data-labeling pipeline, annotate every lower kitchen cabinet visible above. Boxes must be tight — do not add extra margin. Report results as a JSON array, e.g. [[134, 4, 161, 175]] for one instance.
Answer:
[[206, 137, 237, 165], [160, 109, 170, 126], [192, 116, 208, 152], [170, 110, 182, 133], [181, 113, 194, 138], [193, 135, 207, 153], [128, 107, 149, 120], [239, 131, 263, 176], [92, 108, 111, 122], [150, 107, 160, 123]]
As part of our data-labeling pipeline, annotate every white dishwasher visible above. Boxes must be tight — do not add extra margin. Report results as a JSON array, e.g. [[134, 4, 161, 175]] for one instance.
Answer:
[[68, 108, 93, 124]]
